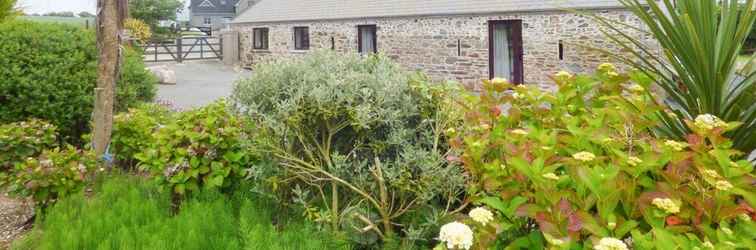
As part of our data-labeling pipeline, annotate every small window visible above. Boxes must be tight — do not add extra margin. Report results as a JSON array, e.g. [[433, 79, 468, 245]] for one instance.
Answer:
[[293, 27, 310, 50], [253, 28, 269, 50], [203, 17, 212, 25], [358, 25, 377, 54]]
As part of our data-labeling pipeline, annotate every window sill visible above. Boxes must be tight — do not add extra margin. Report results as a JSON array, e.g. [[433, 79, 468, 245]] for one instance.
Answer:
[[252, 49, 271, 53], [290, 49, 310, 53]]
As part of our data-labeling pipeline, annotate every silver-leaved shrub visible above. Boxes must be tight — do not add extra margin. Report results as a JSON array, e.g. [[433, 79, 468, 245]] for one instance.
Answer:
[[231, 50, 466, 247]]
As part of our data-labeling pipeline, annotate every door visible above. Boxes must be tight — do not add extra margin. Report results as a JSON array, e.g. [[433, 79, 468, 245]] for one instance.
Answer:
[[488, 20, 523, 83]]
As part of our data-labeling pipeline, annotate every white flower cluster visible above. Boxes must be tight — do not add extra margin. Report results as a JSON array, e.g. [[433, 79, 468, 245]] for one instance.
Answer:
[[468, 207, 494, 226], [438, 222, 474, 250], [694, 114, 727, 131], [594, 237, 629, 250], [572, 151, 596, 162], [652, 198, 680, 214]]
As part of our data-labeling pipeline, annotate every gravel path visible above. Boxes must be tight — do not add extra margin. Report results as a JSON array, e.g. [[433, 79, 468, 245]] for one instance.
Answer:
[[0, 194, 33, 249], [153, 60, 251, 110]]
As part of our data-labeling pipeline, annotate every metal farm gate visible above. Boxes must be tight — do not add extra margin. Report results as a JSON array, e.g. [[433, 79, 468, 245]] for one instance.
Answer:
[[138, 36, 223, 63]]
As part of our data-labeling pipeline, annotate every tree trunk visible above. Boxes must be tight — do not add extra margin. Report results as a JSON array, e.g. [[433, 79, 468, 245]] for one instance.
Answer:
[[93, 0, 126, 158]]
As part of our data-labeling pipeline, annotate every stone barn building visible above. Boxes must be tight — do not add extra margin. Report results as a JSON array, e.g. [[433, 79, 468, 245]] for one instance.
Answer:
[[230, 0, 654, 85]]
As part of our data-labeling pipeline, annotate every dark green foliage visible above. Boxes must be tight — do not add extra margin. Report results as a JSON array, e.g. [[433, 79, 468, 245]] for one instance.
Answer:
[[129, 0, 184, 28], [111, 103, 171, 168], [135, 101, 254, 196], [0, 20, 157, 143], [0, 119, 57, 170], [12, 175, 350, 250]]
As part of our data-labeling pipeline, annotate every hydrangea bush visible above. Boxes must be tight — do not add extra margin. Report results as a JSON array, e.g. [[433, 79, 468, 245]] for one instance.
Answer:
[[2, 145, 97, 207], [111, 103, 171, 168], [0, 119, 57, 171], [135, 101, 254, 196], [447, 65, 755, 249]]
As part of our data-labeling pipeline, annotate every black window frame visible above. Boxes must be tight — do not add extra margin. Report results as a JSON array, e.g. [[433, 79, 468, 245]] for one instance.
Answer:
[[293, 26, 310, 50], [357, 25, 377, 54], [253, 28, 269, 50]]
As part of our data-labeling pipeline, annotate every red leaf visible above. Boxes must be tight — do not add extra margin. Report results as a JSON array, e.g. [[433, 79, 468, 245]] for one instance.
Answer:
[[568, 213, 582, 232], [666, 216, 684, 226]]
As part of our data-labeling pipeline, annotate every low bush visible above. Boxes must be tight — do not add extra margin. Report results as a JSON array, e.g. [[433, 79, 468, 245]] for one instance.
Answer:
[[0, 119, 57, 171], [111, 103, 171, 168], [231, 50, 465, 247], [446, 67, 756, 249], [0, 20, 157, 143], [2, 145, 97, 208], [12, 175, 350, 250], [135, 101, 254, 196]]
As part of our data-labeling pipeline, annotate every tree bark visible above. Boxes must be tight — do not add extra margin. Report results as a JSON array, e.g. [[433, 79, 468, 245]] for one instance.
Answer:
[[93, 0, 126, 158]]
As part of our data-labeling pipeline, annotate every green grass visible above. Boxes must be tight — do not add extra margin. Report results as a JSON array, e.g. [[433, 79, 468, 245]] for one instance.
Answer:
[[12, 175, 350, 250], [19, 16, 95, 28]]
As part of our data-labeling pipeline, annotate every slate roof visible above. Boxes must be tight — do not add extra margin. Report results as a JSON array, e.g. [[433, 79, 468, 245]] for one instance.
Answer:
[[233, 0, 626, 24], [191, 0, 240, 14]]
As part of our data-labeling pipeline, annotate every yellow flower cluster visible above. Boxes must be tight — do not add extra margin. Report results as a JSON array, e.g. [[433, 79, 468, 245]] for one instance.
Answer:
[[468, 207, 494, 226], [714, 180, 734, 191], [627, 84, 645, 93], [694, 114, 727, 131], [664, 140, 687, 151], [627, 156, 643, 166], [511, 129, 528, 135], [555, 71, 573, 79], [594, 237, 629, 250], [542, 173, 560, 181], [598, 63, 617, 72], [572, 151, 596, 162], [652, 198, 680, 214]]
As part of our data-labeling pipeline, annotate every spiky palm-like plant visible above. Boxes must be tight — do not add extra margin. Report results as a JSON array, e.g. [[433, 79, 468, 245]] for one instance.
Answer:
[[591, 0, 756, 153]]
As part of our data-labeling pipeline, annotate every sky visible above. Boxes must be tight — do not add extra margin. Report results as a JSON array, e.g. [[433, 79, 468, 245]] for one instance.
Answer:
[[16, 0, 190, 19], [17, 0, 97, 14]]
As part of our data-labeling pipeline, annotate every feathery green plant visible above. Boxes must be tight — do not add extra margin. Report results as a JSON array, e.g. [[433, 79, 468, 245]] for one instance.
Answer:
[[590, 0, 756, 153], [0, 0, 18, 21], [12, 175, 349, 250]]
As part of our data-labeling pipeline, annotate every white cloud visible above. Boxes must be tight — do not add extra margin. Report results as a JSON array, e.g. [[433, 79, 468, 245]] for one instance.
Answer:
[[17, 0, 97, 15]]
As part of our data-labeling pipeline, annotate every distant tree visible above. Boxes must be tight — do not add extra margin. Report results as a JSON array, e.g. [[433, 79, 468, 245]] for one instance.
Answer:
[[0, 0, 18, 21], [44, 11, 75, 17], [129, 0, 183, 27], [78, 11, 95, 18]]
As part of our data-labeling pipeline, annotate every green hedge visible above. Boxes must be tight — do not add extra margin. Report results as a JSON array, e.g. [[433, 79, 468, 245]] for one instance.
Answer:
[[0, 20, 156, 143]]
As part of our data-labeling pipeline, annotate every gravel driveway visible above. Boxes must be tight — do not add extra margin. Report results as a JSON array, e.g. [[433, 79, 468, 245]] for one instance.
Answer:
[[0, 195, 33, 249], [153, 60, 251, 110]]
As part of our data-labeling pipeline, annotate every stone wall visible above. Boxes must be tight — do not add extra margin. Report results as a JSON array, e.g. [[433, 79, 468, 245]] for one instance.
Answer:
[[231, 9, 655, 86]]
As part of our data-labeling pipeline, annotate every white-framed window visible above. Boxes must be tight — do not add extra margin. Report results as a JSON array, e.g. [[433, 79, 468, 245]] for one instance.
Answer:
[[203, 17, 212, 25]]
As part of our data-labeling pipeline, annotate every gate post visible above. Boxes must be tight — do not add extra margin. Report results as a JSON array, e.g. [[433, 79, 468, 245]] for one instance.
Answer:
[[176, 37, 183, 63], [221, 30, 239, 65]]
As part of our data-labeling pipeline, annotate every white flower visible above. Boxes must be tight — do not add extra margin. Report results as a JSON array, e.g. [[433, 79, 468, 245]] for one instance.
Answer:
[[627, 156, 643, 166], [694, 114, 727, 131], [555, 71, 573, 79], [652, 198, 680, 214], [512, 92, 523, 99], [572, 151, 596, 162], [438, 222, 474, 250], [511, 129, 528, 135], [594, 237, 629, 250], [542, 173, 560, 181], [469, 207, 494, 226], [714, 180, 733, 191], [664, 140, 687, 151]]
